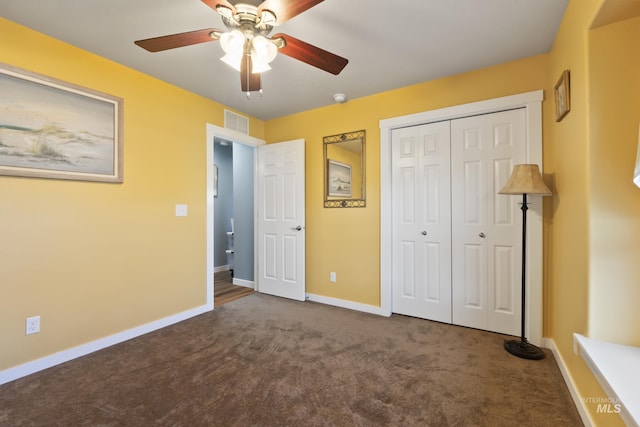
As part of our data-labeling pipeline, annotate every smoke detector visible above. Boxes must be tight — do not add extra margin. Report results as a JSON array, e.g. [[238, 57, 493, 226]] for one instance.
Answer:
[[333, 93, 347, 103]]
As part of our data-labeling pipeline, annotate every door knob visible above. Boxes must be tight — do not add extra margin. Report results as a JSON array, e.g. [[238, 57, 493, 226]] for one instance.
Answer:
[[421, 230, 427, 236], [291, 225, 302, 231], [479, 232, 486, 238]]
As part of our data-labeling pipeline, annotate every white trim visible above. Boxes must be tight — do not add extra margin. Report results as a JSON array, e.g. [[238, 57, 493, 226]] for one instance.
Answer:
[[206, 134, 215, 309], [573, 334, 640, 426], [206, 123, 265, 307], [305, 293, 386, 316], [208, 125, 264, 148], [233, 278, 255, 289], [524, 97, 545, 347], [0, 304, 210, 385], [380, 90, 545, 344], [214, 264, 231, 273], [544, 337, 594, 427], [379, 91, 544, 129]]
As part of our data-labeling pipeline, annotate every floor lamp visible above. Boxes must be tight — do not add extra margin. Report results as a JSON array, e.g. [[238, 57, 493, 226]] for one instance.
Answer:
[[499, 164, 552, 360]]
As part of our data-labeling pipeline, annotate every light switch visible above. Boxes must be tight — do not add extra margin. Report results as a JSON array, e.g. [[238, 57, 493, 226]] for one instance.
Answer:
[[175, 204, 188, 217]]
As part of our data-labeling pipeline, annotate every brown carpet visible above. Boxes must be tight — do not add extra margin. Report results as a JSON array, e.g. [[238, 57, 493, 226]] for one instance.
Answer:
[[0, 293, 582, 426]]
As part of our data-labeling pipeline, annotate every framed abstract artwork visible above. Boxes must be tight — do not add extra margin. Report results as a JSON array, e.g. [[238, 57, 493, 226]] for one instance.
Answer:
[[0, 62, 123, 182]]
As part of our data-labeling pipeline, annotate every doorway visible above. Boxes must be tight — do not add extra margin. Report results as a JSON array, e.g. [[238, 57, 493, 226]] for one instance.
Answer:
[[206, 124, 265, 309], [206, 125, 306, 307], [213, 138, 255, 283], [213, 137, 256, 304]]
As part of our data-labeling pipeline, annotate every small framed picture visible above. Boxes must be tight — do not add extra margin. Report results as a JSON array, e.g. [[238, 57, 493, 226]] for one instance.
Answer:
[[327, 159, 352, 197], [554, 70, 570, 122]]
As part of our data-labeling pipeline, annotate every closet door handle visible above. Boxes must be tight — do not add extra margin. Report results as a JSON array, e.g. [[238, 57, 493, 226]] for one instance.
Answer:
[[291, 225, 302, 231], [421, 230, 427, 236], [479, 232, 486, 238]]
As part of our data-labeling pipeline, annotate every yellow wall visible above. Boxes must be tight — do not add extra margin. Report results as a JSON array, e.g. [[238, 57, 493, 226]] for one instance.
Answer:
[[543, 0, 613, 423], [588, 15, 640, 345], [544, 0, 639, 425], [0, 18, 264, 371], [265, 54, 549, 305]]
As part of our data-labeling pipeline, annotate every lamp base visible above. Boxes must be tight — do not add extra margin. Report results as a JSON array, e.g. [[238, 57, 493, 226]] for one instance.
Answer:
[[504, 339, 545, 360]]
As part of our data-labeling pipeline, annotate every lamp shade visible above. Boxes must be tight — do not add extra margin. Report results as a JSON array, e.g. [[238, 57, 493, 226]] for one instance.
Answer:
[[499, 164, 552, 196]]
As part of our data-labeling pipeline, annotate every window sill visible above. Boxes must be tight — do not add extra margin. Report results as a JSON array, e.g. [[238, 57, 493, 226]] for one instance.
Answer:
[[574, 333, 640, 426]]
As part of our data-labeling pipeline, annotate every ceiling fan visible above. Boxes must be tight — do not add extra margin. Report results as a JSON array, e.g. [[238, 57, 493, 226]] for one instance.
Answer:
[[134, 0, 349, 94]]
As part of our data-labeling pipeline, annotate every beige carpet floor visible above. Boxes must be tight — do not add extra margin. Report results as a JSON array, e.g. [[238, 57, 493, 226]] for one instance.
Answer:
[[0, 293, 582, 426]]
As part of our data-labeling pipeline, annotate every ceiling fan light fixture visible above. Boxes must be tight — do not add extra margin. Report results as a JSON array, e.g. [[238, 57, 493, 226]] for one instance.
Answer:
[[251, 35, 278, 73], [251, 55, 272, 73], [220, 30, 245, 54], [221, 52, 243, 72], [135, 0, 349, 95], [220, 30, 245, 71]]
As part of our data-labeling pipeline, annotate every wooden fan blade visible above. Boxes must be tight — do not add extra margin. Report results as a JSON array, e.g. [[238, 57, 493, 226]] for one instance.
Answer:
[[240, 56, 261, 92], [201, 0, 236, 15], [135, 29, 221, 52], [273, 33, 348, 75], [258, 0, 324, 25]]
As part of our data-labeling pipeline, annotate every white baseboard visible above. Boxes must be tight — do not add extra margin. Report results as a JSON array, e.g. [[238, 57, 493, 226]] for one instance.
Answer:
[[544, 337, 593, 427], [214, 265, 230, 273], [0, 304, 212, 386], [232, 278, 254, 289], [305, 293, 385, 316]]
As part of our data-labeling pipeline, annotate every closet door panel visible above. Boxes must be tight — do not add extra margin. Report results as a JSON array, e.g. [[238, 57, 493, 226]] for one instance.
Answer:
[[452, 109, 526, 336], [486, 110, 526, 335], [391, 121, 451, 323], [453, 124, 488, 328]]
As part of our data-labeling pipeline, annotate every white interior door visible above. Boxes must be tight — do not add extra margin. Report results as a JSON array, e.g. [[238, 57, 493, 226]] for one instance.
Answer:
[[450, 109, 526, 336], [257, 139, 306, 301], [391, 121, 452, 323]]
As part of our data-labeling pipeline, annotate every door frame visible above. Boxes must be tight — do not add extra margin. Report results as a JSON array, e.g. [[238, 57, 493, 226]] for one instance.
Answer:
[[206, 123, 265, 309], [379, 90, 545, 345]]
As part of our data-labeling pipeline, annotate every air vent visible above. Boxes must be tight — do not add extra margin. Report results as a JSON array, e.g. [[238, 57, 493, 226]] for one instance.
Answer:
[[224, 110, 249, 134]]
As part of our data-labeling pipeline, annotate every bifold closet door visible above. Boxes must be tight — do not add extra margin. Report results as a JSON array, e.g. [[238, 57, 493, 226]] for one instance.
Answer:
[[450, 109, 526, 336], [391, 121, 452, 323]]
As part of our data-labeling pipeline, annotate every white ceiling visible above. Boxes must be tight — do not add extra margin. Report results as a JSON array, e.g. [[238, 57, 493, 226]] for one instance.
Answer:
[[0, 0, 568, 121]]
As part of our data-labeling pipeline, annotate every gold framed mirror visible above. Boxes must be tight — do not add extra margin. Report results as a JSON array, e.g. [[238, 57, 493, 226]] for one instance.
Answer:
[[324, 130, 365, 208]]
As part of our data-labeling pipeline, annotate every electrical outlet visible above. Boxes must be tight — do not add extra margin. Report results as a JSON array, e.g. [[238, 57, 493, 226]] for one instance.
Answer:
[[175, 204, 188, 217], [26, 316, 40, 335], [330, 272, 336, 283]]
